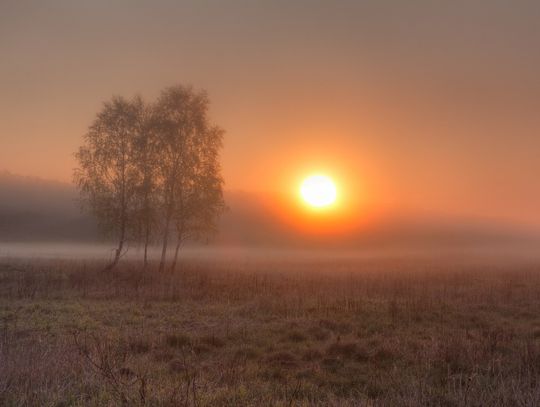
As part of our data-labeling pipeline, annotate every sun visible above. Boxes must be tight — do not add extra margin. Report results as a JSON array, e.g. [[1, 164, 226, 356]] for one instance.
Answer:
[[300, 175, 337, 208]]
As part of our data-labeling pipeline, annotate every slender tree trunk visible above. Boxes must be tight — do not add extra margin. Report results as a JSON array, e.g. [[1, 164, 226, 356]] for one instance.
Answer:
[[158, 215, 171, 272], [104, 229, 125, 272], [159, 181, 175, 272], [170, 237, 182, 273], [142, 188, 150, 270], [143, 225, 150, 270], [105, 154, 127, 272]]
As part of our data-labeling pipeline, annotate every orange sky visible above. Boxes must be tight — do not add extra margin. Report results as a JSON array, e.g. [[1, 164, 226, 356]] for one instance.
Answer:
[[2, 1, 540, 229]]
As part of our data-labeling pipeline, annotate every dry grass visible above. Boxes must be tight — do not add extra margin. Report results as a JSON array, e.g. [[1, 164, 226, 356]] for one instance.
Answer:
[[1, 254, 540, 406]]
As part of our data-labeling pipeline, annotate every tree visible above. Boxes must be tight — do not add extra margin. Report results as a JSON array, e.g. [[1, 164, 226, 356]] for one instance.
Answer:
[[169, 123, 225, 272], [152, 85, 225, 272], [132, 106, 159, 270], [75, 86, 225, 272], [74, 96, 145, 271]]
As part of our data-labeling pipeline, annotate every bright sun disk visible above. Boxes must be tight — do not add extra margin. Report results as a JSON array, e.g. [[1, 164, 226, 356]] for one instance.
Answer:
[[300, 175, 337, 208]]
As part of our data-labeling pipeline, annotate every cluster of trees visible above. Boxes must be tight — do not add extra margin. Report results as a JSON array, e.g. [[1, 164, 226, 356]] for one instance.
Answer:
[[74, 85, 225, 272]]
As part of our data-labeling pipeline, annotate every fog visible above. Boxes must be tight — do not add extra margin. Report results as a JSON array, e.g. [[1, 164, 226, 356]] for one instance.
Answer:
[[2, 171, 540, 268], [3, 240, 540, 275]]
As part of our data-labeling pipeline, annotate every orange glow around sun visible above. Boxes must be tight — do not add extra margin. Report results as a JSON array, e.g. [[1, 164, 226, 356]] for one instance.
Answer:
[[264, 152, 375, 238], [273, 170, 365, 236]]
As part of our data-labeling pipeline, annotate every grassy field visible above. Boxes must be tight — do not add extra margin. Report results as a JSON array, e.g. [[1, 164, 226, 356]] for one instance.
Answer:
[[1, 253, 540, 406]]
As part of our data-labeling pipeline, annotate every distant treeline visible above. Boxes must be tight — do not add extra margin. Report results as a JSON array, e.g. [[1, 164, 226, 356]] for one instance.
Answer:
[[74, 85, 225, 272]]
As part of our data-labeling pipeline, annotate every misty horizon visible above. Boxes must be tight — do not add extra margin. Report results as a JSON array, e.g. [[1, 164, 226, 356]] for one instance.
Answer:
[[1, 170, 540, 252]]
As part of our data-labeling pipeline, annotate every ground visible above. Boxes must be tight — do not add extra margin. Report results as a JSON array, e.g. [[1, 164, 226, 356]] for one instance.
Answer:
[[1, 253, 540, 406]]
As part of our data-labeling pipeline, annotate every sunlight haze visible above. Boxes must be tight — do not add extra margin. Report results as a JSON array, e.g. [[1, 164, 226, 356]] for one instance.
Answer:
[[2, 0, 540, 229]]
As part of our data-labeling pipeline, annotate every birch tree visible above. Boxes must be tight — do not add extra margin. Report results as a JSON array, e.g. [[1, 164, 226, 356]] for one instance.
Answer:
[[153, 85, 225, 272], [132, 107, 159, 269], [74, 96, 144, 271]]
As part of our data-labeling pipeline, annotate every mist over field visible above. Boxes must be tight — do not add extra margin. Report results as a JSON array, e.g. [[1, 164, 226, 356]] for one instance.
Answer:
[[2, 171, 539, 255]]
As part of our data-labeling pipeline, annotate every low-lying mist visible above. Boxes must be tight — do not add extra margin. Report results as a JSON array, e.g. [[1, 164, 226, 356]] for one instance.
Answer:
[[2, 171, 540, 262], [2, 242, 540, 274]]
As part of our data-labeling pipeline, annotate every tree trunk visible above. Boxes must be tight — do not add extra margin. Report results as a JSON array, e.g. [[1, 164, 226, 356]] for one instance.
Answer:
[[170, 238, 182, 273], [104, 235, 124, 272], [158, 216, 170, 272], [143, 223, 150, 270], [105, 154, 127, 273], [143, 211, 151, 271], [159, 182, 176, 272]]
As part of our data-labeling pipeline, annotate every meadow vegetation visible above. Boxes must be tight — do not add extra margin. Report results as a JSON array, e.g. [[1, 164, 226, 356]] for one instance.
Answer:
[[1, 255, 540, 406]]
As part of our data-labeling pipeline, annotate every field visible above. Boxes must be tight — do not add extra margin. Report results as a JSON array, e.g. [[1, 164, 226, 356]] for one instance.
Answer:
[[1, 252, 540, 406]]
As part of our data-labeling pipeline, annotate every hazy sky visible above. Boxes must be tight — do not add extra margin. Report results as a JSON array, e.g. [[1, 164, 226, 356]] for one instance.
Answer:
[[2, 1, 540, 227]]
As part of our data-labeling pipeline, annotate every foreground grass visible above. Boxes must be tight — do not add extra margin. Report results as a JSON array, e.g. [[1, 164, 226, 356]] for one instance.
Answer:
[[1, 255, 540, 406]]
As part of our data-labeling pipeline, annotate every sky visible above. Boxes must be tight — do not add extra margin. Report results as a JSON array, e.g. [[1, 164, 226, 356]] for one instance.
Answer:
[[2, 0, 540, 229]]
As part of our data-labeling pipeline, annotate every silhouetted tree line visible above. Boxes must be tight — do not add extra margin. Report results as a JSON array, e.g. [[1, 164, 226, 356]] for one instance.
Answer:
[[74, 85, 225, 272]]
